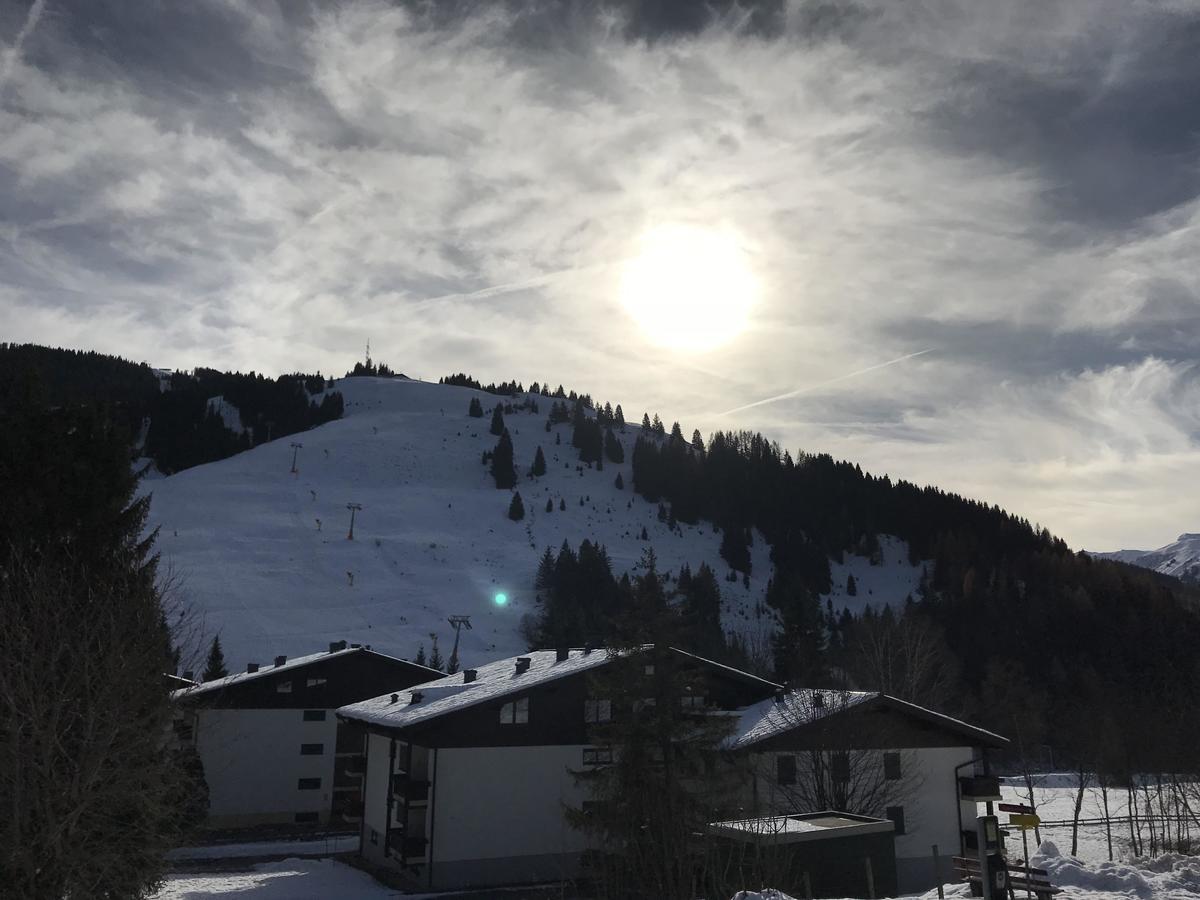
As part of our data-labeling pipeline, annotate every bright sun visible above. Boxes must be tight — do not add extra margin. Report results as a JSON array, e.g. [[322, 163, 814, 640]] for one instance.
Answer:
[[619, 224, 758, 352]]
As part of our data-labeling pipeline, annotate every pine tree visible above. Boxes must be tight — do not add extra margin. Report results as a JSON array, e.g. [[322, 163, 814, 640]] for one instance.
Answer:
[[491, 429, 517, 489], [468, 397, 483, 417], [509, 492, 526, 521], [531, 446, 547, 477], [202, 635, 228, 681], [546, 497, 554, 513], [559, 498, 566, 511], [414, 643, 427, 666], [847, 574, 858, 596], [0, 384, 189, 898], [670, 421, 684, 443], [641, 412, 652, 434], [489, 405, 505, 436], [652, 414, 665, 437], [691, 429, 705, 454], [428, 635, 444, 671], [615, 472, 624, 490], [615, 404, 626, 431], [604, 427, 624, 464]]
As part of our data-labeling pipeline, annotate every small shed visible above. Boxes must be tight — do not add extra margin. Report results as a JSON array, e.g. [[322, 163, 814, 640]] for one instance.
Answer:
[[710, 811, 897, 898]]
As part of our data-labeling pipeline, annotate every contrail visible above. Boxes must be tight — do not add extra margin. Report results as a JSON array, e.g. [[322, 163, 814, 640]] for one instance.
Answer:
[[717, 348, 934, 417], [0, 0, 46, 93]]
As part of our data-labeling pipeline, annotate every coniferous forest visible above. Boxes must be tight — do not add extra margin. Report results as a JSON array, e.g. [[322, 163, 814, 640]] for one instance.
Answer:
[[0, 344, 344, 474]]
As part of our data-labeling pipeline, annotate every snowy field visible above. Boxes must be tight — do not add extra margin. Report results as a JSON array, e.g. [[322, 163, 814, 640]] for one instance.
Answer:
[[156, 851, 1200, 900], [991, 774, 1192, 865]]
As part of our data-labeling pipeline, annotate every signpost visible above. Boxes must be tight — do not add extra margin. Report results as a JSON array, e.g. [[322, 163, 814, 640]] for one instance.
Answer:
[[1002, 804, 1041, 900]]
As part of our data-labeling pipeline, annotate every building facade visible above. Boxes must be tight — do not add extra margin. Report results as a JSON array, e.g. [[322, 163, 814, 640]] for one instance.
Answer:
[[173, 642, 439, 829], [338, 646, 779, 891]]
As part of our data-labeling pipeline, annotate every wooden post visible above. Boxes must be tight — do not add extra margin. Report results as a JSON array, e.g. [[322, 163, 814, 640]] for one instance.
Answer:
[[933, 843, 944, 900], [1021, 829, 1032, 900], [864, 856, 875, 900]]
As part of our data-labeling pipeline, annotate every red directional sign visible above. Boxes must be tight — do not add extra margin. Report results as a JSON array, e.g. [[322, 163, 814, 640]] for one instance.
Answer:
[[998, 802, 1033, 815]]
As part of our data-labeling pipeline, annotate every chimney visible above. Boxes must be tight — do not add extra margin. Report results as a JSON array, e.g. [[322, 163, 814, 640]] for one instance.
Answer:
[[409, 691, 423, 705], [182, 671, 194, 682], [274, 655, 287, 667], [350, 643, 361, 649], [812, 692, 824, 708], [328, 641, 339, 653], [515, 657, 531, 675], [389, 693, 399, 704], [555, 647, 570, 662], [582, 645, 593, 655], [773, 689, 785, 705], [246, 662, 259, 673], [463, 669, 477, 683]]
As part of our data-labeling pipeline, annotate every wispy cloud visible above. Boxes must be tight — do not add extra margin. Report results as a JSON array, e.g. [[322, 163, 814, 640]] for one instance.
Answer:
[[1, 0, 1199, 548]]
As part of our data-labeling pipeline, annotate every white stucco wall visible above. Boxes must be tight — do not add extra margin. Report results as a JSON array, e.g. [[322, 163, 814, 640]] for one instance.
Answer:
[[431, 745, 592, 864], [894, 746, 976, 861], [195, 708, 337, 826], [361, 732, 393, 862]]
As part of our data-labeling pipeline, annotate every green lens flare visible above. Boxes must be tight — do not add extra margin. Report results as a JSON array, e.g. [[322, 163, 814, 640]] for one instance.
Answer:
[[494, 593, 508, 606]]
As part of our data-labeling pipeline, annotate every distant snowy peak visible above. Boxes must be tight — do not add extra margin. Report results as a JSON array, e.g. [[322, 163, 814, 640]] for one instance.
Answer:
[[1090, 533, 1200, 584]]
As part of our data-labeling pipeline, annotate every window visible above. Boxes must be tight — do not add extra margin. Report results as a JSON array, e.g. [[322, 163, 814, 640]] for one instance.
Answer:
[[884, 752, 902, 780], [295, 811, 319, 823], [776, 754, 797, 786], [276, 680, 293, 693], [886, 805, 906, 835], [831, 752, 850, 782], [583, 747, 613, 766], [298, 778, 322, 790], [300, 743, 324, 755], [303, 709, 327, 722], [680, 694, 706, 711], [499, 696, 529, 724], [307, 676, 327, 688], [584, 699, 612, 723]]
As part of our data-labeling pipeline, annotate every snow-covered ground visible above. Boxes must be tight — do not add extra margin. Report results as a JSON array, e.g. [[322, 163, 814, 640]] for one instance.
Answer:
[[145, 377, 786, 675], [156, 851, 1200, 900], [821, 535, 927, 618], [166, 834, 358, 861], [154, 859, 391, 899]]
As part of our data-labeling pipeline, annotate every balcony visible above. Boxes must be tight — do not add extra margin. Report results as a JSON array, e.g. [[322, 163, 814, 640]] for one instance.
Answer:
[[390, 773, 430, 804], [959, 775, 1002, 801]]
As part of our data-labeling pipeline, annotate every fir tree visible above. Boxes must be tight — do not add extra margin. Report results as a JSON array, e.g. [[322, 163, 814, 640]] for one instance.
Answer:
[[604, 427, 624, 464], [847, 574, 858, 596], [615, 404, 626, 431], [546, 497, 554, 513], [489, 405, 505, 436], [202, 635, 228, 681], [491, 429, 517, 489], [691, 429, 705, 454], [468, 397, 483, 418], [641, 412, 652, 434], [559, 498, 566, 511], [509, 492, 526, 521], [615, 472, 624, 490], [531, 446, 547, 477], [428, 635, 444, 671], [414, 643, 427, 666]]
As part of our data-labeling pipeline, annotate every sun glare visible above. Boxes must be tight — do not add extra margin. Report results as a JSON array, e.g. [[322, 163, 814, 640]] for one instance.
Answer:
[[619, 224, 757, 352]]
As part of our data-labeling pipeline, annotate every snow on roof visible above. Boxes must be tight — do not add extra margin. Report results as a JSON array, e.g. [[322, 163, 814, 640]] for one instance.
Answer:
[[728, 689, 877, 748], [727, 688, 1008, 749], [338, 648, 628, 731], [171, 646, 421, 699]]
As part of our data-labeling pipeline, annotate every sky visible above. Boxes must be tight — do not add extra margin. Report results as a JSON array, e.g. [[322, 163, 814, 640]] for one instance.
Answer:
[[2, 0, 1199, 552]]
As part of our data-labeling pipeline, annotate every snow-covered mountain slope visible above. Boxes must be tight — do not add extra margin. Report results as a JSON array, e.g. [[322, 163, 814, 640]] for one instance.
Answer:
[[821, 535, 929, 618], [1090, 533, 1200, 585], [146, 377, 782, 675]]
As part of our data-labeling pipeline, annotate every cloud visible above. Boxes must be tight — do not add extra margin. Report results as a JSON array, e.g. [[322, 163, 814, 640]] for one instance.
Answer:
[[1, 0, 1199, 548]]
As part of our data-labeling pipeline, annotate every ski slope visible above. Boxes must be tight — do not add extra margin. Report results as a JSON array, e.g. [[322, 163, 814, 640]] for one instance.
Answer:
[[145, 377, 777, 675]]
